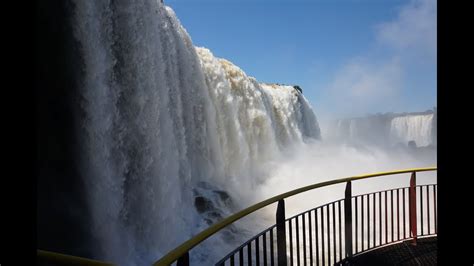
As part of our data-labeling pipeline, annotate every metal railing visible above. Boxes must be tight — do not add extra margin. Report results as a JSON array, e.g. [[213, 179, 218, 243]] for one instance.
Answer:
[[154, 167, 437, 266], [37, 167, 437, 266], [37, 249, 114, 266]]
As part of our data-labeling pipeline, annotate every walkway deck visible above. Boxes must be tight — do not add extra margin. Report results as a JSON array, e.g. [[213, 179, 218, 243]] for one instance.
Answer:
[[344, 237, 437, 265]]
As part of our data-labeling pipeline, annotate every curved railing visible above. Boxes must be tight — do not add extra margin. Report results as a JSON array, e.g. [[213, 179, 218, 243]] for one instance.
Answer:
[[37, 167, 437, 266], [214, 184, 437, 266], [154, 167, 437, 266], [37, 249, 114, 266]]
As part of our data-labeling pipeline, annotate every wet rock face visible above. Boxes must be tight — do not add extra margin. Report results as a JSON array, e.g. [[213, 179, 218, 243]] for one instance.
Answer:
[[293, 85, 303, 94], [37, 0, 97, 258], [193, 182, 235, 226], [194, 196, 214, 214], [192, 183, 241, 244], [213, 190, 232, 204], [408, 140, 417, 149]]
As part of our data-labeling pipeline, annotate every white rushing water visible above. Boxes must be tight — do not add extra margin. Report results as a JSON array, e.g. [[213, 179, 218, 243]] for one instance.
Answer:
[[390, 114, 435, 147], [72, 1, 320, 265], [330, 113, 436, 147]]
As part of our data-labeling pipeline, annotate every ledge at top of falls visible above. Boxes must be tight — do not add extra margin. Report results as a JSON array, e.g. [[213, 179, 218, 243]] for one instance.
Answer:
[[337, 108, 437, 122], [260, 82, 303, 94]]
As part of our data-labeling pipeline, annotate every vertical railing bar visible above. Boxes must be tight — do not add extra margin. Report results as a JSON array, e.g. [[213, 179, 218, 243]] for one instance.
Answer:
[[365, 195, 368, 249], [338, 200, 342, 262], [385, 190, 388, 245], [344, 181, 353, 263], [379, 192, 382, 246], [256, 236, 260, 266], [270, 227, 275, 266], [332, 203, 336, 266], [309, 210, 313, 266], [303, 213, 307, 266], [427, 185, 431, 235], [315, 208, 320, 266], [409, 189, 411, 238], [326, 205, 330, 266], [367, 194, 370, 249], [247, 242, 252, 266], [322, 206, 325, 266], [176, 252, 189, 266], [239, 247, 244, 266], [409, 172, 417, 245], [391, 190, 394, 243], [263, 232, 267, 266], [355, 196, 358, 254], [403, 188, 406, 239], [296, 216, 300, 266], [230, 254, 235, 266], [397, 189, 400, 241], [276, 200, 287, 266], [289, 219, 293, 265], [433, 185, 437, 234], [372, 193, 375, 248], [420, 186, 424, 236], [361, 195, 364, 251]]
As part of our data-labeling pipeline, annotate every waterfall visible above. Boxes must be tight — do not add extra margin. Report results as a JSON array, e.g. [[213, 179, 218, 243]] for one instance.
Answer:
[[196, 47, 320, 186], [331, 112, 436, 147], [67, 1, 320, 265], [389, 114, 435, 147]]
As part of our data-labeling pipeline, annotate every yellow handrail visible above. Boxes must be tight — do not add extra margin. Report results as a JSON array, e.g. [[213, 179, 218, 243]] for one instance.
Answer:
[[153, 167, 437, 266], [37, 249, 115, 265]]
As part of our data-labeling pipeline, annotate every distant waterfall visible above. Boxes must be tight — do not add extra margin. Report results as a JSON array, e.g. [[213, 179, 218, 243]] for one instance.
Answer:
[[69, 2, 320, 265], [389, 114, 435, 147], [331, 112, 436, 147]]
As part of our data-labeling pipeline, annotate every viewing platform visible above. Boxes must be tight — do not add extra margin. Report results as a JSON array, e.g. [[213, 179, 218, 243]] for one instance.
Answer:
[[38, 167, 437, 266], [345, 236, 437, 265]]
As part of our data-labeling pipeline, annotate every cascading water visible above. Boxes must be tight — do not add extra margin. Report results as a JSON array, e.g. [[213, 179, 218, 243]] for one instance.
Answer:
[[330, 112, 436, 148], [71, 1, 320, 265], [389, 114, 435, 147], [197, 47, 320, 187]]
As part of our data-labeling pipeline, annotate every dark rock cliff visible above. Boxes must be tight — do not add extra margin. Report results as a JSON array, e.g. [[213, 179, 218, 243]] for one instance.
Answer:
[[36, 0, 97, 258]]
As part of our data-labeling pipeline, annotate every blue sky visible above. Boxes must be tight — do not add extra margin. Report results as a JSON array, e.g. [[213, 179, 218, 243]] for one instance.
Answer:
[[166, 0, 437, 119]]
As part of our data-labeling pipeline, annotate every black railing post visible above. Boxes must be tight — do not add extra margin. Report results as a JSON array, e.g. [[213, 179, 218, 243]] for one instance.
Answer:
[[177, 252, 189, 266], [409, 172, 417, 246], [344, 181, 353, 261], [276, 200, 288, 266]]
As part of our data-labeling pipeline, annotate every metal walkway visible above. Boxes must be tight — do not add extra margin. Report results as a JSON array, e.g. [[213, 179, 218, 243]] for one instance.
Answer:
[[346, 237, 437, 265]]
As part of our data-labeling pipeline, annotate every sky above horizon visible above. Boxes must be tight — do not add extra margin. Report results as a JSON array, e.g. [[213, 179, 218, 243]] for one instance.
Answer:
[[166, 0, 437, 119]]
